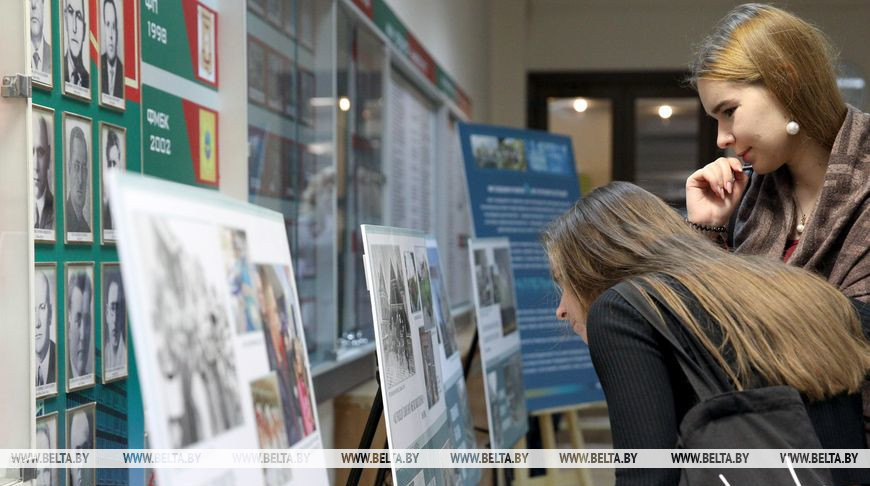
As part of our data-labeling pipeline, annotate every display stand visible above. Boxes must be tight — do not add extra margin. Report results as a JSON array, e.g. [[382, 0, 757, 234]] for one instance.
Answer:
[[345, 377, 384, 486], [513, 405, 595, 486]]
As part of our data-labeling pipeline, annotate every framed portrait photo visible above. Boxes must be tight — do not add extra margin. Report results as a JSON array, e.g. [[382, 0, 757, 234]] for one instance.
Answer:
[[30, 0, 54, 89], [66, 402, 96, 486], [98, 0, 126, 110], [33, 105, 56, 243], [65, 262, 96, 392], [99, 122, 126, 244], [101, 263, 128, 383], [60, 0, 92, 101], [35, 412, 60, 486], [196, 3, 218, 86], [63, 113, 94, 244], [35, 263, 58, 399]]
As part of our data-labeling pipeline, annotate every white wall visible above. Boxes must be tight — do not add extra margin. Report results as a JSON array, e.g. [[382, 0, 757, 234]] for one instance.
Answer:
[[382, 0, 492, 121], [491, 0, 870, 127]]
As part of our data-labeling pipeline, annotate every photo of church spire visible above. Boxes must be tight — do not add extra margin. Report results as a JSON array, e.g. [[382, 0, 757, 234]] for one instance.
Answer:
[[372, 244, 416, 388]]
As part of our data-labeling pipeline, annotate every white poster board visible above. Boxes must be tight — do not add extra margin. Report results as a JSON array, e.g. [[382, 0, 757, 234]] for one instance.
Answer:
[[468, 237, 528, 449], [424, 236, 480, 486], [108, 172, 329, 486], [360, 225, 453, 486]]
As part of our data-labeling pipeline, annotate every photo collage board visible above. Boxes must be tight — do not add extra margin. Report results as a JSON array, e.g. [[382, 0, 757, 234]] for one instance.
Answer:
[[467, 237, 529, 450], [361, 225, 480, 486], [108, 172, 329, 486], [31, 0, 141, 485]]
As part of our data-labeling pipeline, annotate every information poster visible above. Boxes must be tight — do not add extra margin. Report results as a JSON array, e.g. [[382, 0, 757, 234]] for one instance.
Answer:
[[458, 123, 603, 411], [425, 237, 480, 486], [387, 72, 435, 232], [360, 225, 452, 486], [467, 238, 528, 449], [141, 0, 220, 187], [109, 172, 328, 486]]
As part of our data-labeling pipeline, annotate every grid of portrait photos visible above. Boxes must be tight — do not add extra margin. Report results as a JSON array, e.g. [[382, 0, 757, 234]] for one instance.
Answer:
[[32, 0, 131, 478]]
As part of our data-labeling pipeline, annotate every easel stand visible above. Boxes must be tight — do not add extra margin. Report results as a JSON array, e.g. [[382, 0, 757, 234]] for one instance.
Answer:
[[346, 377, 388, 486], [513, 405, 597, 486]]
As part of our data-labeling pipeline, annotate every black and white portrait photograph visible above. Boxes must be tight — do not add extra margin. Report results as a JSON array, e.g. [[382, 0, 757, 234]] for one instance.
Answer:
[[473, 249, 495, 307], [418, 327, 440, 409], [414, 247, 434, 327], [197, 4, 217, 85], [144, 217, 243, 447], [35, 263, 58, 398], [33, 105, 55, 242], [35, 412, 59, 486], [61, 0, 91, 100], [100, 122, 125, 243], [30, 0, 53, 88], [66, 262, 95, 391], [371, 244, 416, 389], [99, 0, 125, 109], [102, 264, 128, 383], [63, 113, 93, 244], [67, 402, 96, 486], [403, 250, 422, 314], [247, 36, 265, 106], [493, 247, 518, 335], [266, 50, 284, 113]]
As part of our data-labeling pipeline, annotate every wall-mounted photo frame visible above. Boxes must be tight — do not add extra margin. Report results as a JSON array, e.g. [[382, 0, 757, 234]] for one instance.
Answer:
[[30, 0, 54, 89], [101, 263, 128, 383], [99, 122, 126, 244], [65, 262, 95, 392], [35, 412, 59, 486], [35, 263, 58, 399], [66, 402, 96, 486], [33, 105, 56, 243], [98, 0, 126, 111], [60, 0, 92, 101], [63, 112, 94, 244]]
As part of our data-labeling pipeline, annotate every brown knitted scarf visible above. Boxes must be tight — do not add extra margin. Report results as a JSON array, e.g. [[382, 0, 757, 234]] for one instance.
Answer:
[[734, 105, 870, 302]]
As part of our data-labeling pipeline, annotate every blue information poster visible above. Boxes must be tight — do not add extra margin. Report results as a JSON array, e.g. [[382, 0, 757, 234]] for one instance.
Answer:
[[458, 123, 604, 411]]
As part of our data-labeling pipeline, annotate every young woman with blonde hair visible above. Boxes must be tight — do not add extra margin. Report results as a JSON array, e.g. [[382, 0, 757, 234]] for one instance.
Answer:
[[685, 3, 869, 301], [544, 182, 870, 486]]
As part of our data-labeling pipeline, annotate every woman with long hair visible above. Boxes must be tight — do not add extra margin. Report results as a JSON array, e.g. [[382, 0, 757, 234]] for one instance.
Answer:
[[685, 3, 868, 301], [544, 182, 870, 485]]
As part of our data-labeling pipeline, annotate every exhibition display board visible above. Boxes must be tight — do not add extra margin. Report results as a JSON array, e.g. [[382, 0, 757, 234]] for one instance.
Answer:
[[109, 172, 329, 486], [459, 123, 604, 411], [29, 0, 144, 484], [467, 238, 529, 450], [360, 225, 455, 486], [425, 236, 481, 486]]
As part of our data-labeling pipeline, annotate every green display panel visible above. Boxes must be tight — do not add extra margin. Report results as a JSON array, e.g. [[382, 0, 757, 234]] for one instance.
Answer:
[[140, 0, 220, 188]]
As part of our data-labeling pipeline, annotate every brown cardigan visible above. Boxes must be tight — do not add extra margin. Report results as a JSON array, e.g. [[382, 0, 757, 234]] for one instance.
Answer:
[[734, 104, 870, 302]]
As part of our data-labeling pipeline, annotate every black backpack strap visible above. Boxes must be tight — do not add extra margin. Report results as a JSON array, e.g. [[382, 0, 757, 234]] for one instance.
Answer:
[[613, 281, 723, 400]]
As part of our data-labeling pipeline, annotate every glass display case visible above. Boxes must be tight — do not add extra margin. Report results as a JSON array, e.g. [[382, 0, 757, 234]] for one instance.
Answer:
[[246, 0, 338, 367]]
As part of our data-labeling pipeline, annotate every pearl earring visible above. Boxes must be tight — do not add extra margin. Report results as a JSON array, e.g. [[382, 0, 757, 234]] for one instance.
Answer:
[[786, 121, 800, 135]]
